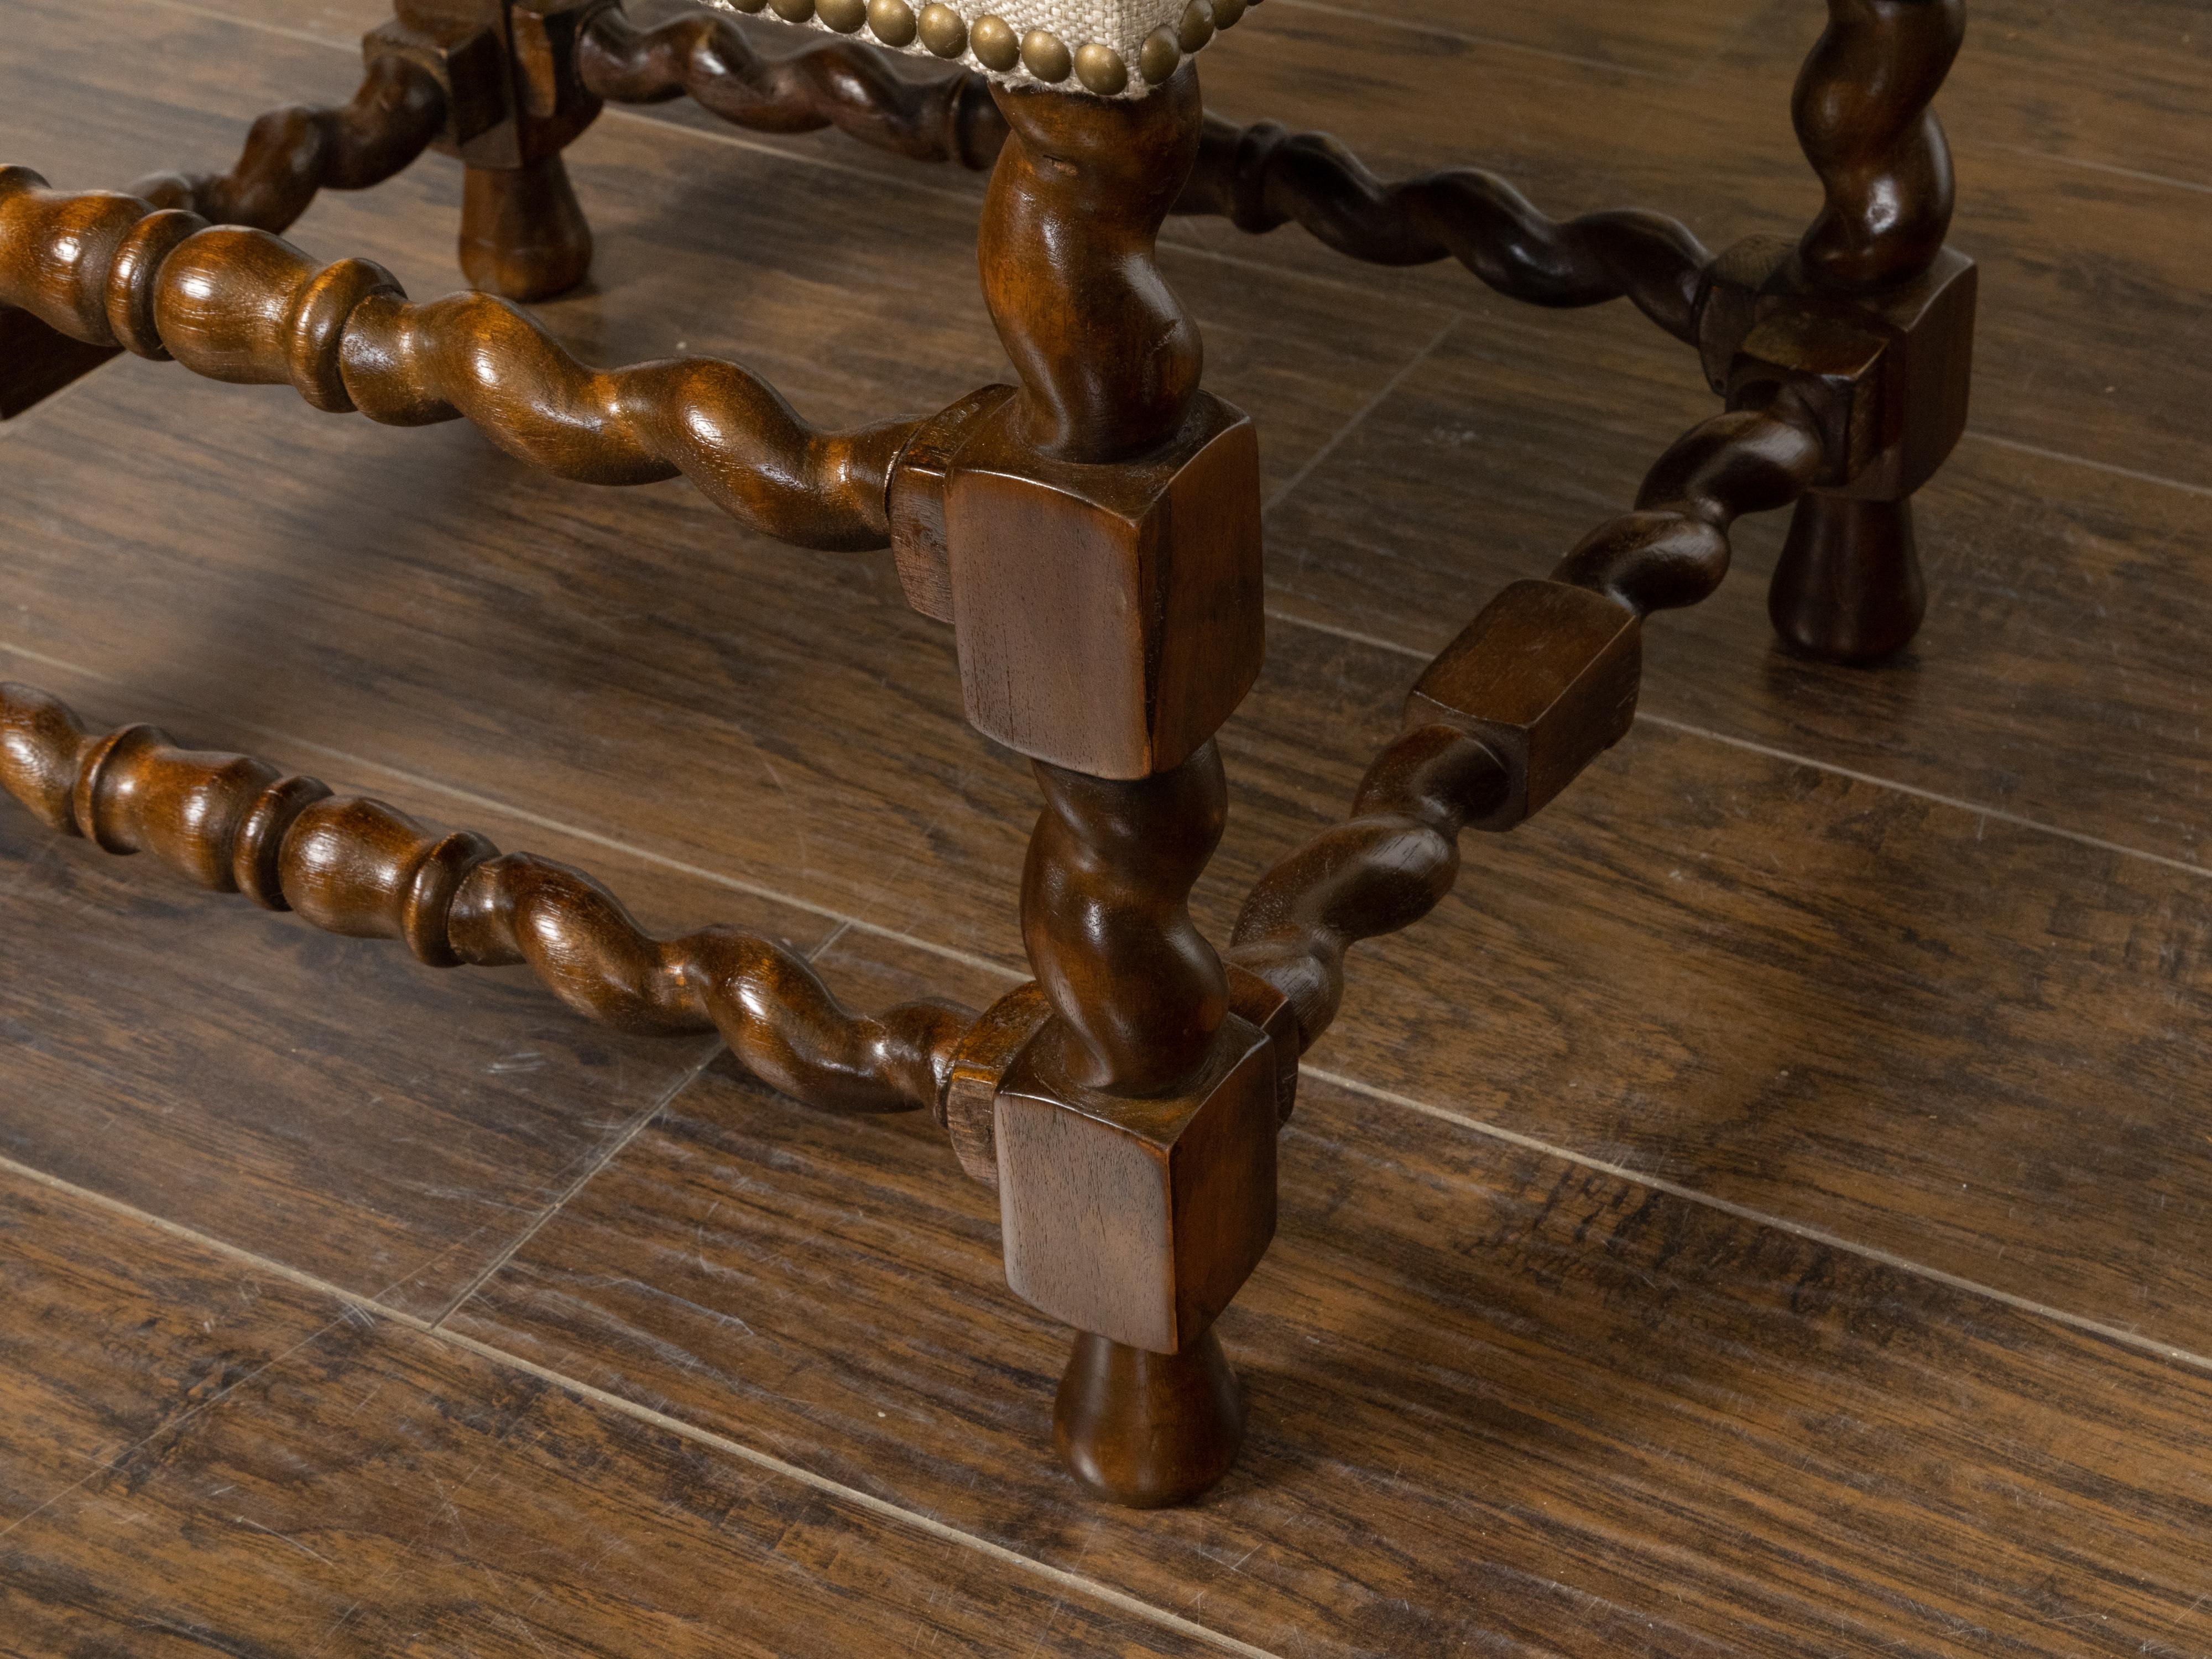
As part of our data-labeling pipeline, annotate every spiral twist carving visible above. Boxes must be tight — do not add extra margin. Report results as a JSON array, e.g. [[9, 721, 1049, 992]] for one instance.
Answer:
[[1229, 399, 1832, 1045], [983, 70, 1204, 462], [1022, 744, 1230, 1095], [126, 53, 447, 239], [1552, 397, 1829, 615], [581, 6, 1005, 169], [1793, 0, 1963, 291], [0, 169, 914, 549], [1229, 726, 1507, 1051], [0, 682, 973, 1114], [1176, 115, 1713, 343]]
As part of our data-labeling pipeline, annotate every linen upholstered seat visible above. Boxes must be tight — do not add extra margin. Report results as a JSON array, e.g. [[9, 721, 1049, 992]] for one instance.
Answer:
[[708, 0, 1251, 97]]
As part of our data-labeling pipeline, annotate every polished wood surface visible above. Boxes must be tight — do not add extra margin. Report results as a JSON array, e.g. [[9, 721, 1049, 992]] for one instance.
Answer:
[[0, 49, 442, 418], [1176, 109, 1713, 340], [0, 168, 918, 547], [0, 681, 973, 1114], [2, 0, 2209, 1645], [578, 0, 1006, 167], [0, 1167, 1219, 1656], [956, 65, 1269, 1500]]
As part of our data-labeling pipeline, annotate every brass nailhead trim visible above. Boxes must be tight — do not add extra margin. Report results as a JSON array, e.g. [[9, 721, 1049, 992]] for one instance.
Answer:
[[917, 0, 967, 52], [1139, 26, 1181, 83], [1020, 28, 1073, 81], [736, 0, 1267, 91], [867, 0, 919, 43], [1073, 40, 1129, 94], [969, 12, 1019, 69]]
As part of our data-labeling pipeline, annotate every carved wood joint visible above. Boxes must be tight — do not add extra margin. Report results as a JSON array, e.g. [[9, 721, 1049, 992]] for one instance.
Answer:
[[1697, 232, 1976, 499], [367, 0, 607, 168], [939, 967, 1295, 1188], [0, 681, 976, 1117], [1406, 580, 1641, 834], [888, 384, 1265, 780]]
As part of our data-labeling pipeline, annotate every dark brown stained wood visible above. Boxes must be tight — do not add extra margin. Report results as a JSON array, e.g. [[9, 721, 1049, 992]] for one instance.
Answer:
[[200, 0, 1781, 82], [0, 0, 2208, 1631], [0, 0, 1453, 505], [1256, 307, 2212, 869], [0, 1168, 1220, 1657], [1, 0, 2208, 1365], [0, 664, 831, 1318], [448, 958, 2212, 1657], [0, 1173, 341, 1525], [1199, 636, 2212, 1349], [172, 0, 2212, 198], [1715, 0, 2212, 194], [1167, 7, 2212, 488]]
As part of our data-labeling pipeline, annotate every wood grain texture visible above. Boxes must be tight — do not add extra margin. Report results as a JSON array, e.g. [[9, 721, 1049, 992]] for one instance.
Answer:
[[0, 1173, 338, 1527], [0, 170, 917, 551], [2, 0, 2210, 1642], [0, 665, 825, 1319], [1258, 304, 2212, 868], [0, 1167, 1219, 1657], [1175, 3, 2212, 491], [3, 0, 2207, 1360], [0, 679, 971, 1114], [449, 958, 2212, 1656]]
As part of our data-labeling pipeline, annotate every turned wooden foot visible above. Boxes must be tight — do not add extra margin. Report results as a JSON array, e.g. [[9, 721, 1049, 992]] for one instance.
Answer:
[[1055, 1327, 1244, 1508], [1769, 493, 1927, 664], [460, 155, 593, 301]]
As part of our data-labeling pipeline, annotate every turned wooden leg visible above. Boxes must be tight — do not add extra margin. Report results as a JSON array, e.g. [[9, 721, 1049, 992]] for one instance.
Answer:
[[460, 153, 593, 301], [1056, 1328, 1245, 1509], [1011, 742, 1265, 1506], [886, 65, 1274, 1506], [1763, 0, 1970, 662], [1771, 494, 1926, 662], [371, 0, 604, 301]]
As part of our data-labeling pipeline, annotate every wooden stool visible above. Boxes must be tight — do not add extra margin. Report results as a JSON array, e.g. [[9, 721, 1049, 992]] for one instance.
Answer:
[[0, 0, 1974, 1507]]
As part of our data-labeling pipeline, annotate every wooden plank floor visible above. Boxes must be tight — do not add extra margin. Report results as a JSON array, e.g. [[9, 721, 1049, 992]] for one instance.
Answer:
[[1, 0, 2206, 1652]]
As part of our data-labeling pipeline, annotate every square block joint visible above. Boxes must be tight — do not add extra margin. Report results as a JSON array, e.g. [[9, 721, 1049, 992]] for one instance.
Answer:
[[1406, 579, 1640, 832], [996, 1014, 1278, 1353], [1713, 244, 1976, 501], [942, 394, 1265, 779]]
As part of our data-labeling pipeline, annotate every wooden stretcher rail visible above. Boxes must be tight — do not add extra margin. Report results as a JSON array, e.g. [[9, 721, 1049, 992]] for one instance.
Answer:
[[1230, 395, 1833, 1052], [0, 168, 919, 550], [0, 682, 974, 1115]]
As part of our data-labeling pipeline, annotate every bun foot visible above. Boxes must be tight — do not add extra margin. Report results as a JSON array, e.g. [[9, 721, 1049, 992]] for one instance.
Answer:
[[1053, 1326, 1245, 1508], [460, 154, 593, 302], [1769, 492, 1927, 663]]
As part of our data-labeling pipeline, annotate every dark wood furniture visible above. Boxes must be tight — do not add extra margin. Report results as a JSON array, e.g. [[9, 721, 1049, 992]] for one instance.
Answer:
[[0, 0, 1974, 1508]]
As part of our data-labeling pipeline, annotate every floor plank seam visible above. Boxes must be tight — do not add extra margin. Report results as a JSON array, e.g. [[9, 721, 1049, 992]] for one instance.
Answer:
[[8, 634, 2207, 1363], [1631, 710, 2211, 881], [0, 1150, 1285, 1659], [1259, 611, 2212, 879], [427, 1036, 727, 1329], [1981, 141, 2212, 199], [1962, 428, 2212, 503], [1261, 315, 1460, 514], [106, 0, 2212, 399], [1, 639, 1036, 981], [1299, 1061, 2212, 1377], [0, 1304, 356, 1546]]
